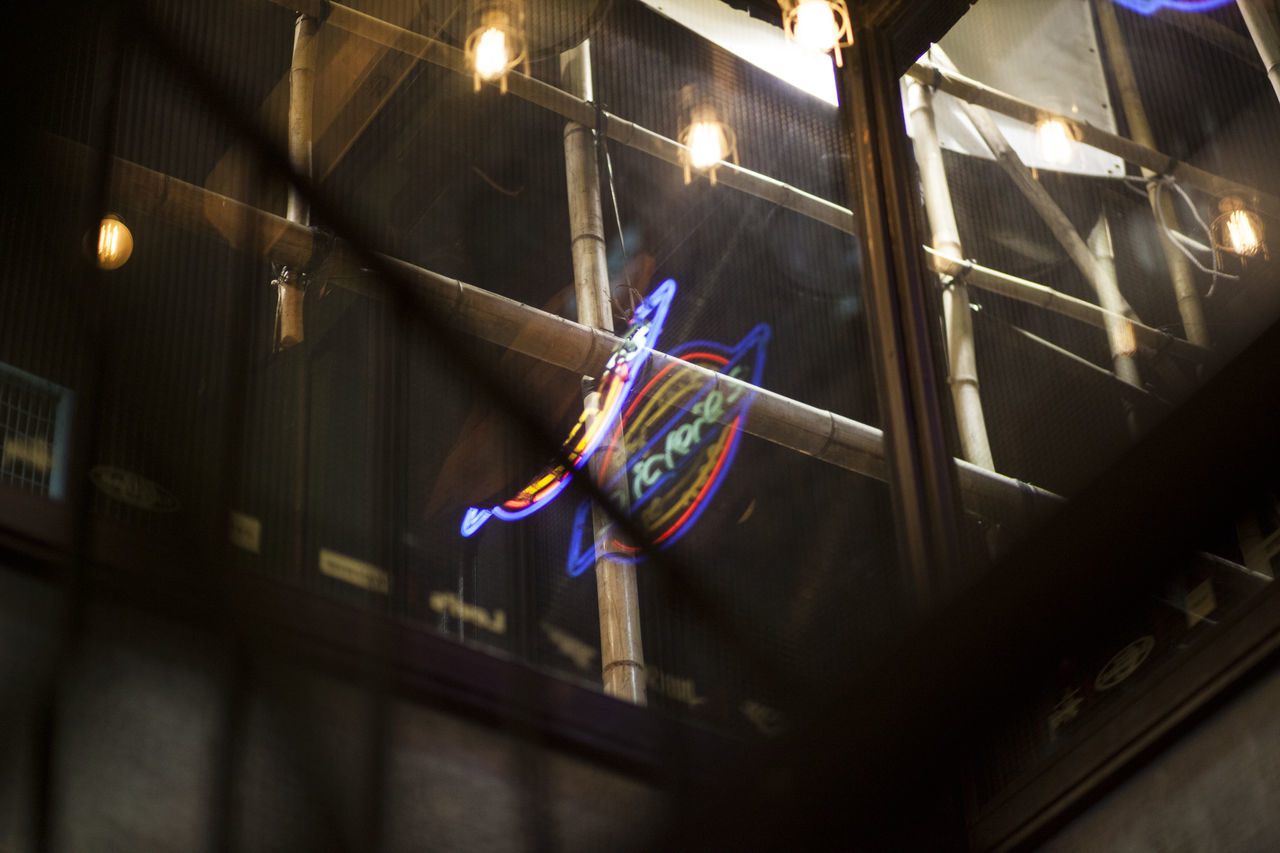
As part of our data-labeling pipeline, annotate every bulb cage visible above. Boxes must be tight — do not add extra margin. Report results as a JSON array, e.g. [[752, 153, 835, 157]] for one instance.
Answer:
[[779, 0, 855, 67], [1212, 197, 1269, 269], [465, 1, 529, 94], [676, 86, 739, 186]]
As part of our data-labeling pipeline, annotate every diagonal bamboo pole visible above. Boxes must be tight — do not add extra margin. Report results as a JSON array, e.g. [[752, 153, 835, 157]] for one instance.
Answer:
[[44, 134, 1062, 523], [1096, 0, 1210, 350], [1238, 0, 1280, 107], [1089, 209, 1143, 438], [561, 41, 646, 706]]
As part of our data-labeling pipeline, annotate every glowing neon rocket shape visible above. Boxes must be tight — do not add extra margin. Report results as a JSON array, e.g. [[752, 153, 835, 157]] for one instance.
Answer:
[[460, 278, 677, 537], [1107, 0, 1234, 13], [566, 322, 770, 576]]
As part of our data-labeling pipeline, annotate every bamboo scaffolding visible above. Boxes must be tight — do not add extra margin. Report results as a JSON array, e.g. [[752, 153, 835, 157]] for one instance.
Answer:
[[906, 76, 996, 472], [921, 247, 1208, 363], [561, 41, 646, 706], [1096, 0, 1210, 350], [1238, 0, 1280, 107], [263, 1, 1277, 238], [903, 61, 1280, 221], [268, 0, 856, 236], [925, 47, 1143, 325], [45, 134, 1059, 522]]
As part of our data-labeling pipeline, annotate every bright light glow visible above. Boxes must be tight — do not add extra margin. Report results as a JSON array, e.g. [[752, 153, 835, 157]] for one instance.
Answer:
[[473, 27, 508, 80], [1223, 209, 1264, 257], [793, 1, 839, 53], [96, 216, 132, 270], [687, 122, 724, 169], [1036, 118, 1073, 165]]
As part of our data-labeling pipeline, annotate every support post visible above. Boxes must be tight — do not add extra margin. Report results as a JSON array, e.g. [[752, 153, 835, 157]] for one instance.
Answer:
[[277, 13, 318, 349], [1096, 0, 1211, 349], [840, 28, 962, 611], [1089, 209, 1143, 439], [1238, 0, 1280, 107], [561, 41, 646, 705], [906, 77, 996, 472]]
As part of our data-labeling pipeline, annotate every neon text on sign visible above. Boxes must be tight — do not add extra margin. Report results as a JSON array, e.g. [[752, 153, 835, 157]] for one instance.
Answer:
[[566, 323, 770, 576], [1107, 0, 1234, 13], [460, 279, 676, 537]]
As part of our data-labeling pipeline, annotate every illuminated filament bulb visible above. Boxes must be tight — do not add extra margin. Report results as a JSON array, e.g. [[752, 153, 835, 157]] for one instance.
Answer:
[[95, 214, 133, 270], [473, 27, 508, 80], [687, 122, 724, 169], [466, 6, 525, 93], [792, 1, 839, 53], [1223, 208, 1264, 257], [1035, 117, 1074, 165], [780, 0, 852, 65]]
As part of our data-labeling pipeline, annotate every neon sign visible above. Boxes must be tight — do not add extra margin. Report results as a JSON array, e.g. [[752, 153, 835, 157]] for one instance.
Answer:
[[566, 323, 770, 576], [1108, 0, 1234, 13], [461, 278, 676, 537]]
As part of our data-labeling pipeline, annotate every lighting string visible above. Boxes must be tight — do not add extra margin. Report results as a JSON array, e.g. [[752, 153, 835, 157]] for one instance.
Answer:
[[1123, 173, 1237, 295]]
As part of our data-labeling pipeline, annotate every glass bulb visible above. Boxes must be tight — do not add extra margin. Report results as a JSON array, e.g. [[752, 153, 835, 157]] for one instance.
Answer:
[[1224, 209, 1263, 256], [793, 1, 839, 53], [474, 27, 508, 80], [96, 216, 133, 270], [688, 122, 724, 169], [1036, 118, 1073, 165]]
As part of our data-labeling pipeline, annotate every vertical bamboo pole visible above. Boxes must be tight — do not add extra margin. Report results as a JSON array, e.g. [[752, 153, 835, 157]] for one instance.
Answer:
[[906, 78, 996, 472], [561, 41, 646, 705], [1095, 0, 1211, 349], [1238, 0, 1280, 106], [278, 13, 318, 349], [1088, 209, 1143, 439]]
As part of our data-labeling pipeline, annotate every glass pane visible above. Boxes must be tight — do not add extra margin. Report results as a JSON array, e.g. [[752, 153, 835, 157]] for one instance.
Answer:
[[899, 0, 1280, 834], [2, 0, 906, 737]]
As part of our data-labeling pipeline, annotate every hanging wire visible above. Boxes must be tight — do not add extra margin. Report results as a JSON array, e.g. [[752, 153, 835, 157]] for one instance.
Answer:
[[1124, 173, 1238, 296]]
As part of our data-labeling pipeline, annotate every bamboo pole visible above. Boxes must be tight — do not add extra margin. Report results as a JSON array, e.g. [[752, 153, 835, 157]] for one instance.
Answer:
[[44, 134, 1062, 523], [277, 13, 318, 349], [1089, 209, 1143, 438], [906, 76, 996, 472], [561, 41, 646, 706], [920, 248, 1208, 363], [1096, 0, 1211, 350], [1238, 0, 1280, 106], [925, 47, 1143, 325], [904, 61, 1280, 221]]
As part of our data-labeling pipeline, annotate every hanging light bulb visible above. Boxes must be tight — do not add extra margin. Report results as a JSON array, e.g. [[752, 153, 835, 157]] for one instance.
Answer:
[[678, 85, 738, 186], [1035, 116, 1075, 166], [780, 1, 854, 66], [687, 121, 724, 170], [1213, 197, 1268, 263], [93, 214, 133, 270], [465, 2, 527, 94], [473, 26, 508, 80]]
